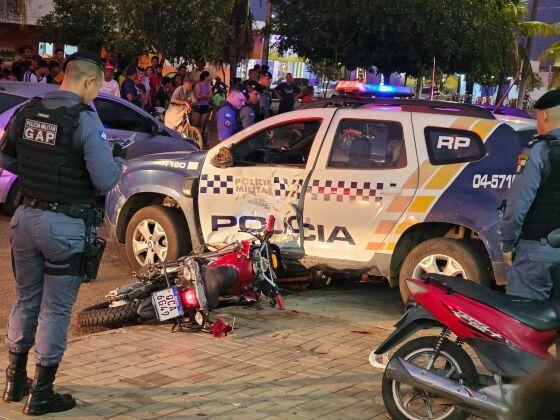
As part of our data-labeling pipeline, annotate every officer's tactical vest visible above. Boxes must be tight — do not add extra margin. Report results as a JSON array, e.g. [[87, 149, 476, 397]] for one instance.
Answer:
[[522, 137, 560, 240], [13, 98, 97, 204]]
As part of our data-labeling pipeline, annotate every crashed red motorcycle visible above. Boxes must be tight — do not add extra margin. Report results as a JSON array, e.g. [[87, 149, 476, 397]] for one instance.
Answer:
[[371, 229, 560, 419], [78, 215, 284, 331]]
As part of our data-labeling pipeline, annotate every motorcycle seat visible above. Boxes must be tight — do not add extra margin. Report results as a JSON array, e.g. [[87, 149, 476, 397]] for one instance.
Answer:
[[422, 274, 560, 331]]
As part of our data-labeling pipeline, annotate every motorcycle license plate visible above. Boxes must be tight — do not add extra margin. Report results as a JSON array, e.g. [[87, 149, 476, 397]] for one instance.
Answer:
[[151, 287, 184, 321]]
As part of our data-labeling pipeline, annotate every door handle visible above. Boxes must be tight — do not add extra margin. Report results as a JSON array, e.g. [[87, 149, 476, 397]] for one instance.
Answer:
[[379, 187, 402, 195]]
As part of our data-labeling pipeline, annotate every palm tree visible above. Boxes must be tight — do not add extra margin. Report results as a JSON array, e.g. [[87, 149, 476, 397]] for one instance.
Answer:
[[513, 0, 560, 107]]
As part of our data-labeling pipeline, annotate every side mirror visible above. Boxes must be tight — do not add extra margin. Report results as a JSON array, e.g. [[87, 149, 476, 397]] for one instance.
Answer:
[[210, 147, 234, 168], [548, 229, 560, 248]]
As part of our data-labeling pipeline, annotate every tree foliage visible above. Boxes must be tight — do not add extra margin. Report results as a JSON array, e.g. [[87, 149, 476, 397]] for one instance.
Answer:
[[270, 0, 555, 85], [38, 0, 253, 77]]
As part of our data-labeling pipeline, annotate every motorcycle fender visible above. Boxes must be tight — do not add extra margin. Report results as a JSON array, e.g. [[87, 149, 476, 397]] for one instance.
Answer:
[[374, 305, 442, 355], [137, 297, 156, 320]]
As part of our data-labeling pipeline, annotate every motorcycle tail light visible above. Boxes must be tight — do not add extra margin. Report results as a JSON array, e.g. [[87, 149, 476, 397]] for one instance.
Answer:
[[181, 288, 199, 308], [271, 253, 278, 269]]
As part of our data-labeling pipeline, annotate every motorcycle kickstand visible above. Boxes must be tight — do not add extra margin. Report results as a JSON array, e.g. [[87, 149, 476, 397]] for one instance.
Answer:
[[171, 316, 186, 333]]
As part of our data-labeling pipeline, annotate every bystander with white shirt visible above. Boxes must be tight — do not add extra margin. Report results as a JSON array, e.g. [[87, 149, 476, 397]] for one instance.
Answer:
[[99, 64, 120, 97]]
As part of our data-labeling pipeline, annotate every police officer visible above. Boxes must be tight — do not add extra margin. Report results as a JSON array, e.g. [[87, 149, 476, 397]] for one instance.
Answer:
[[500, 89, 560, 299], [239, 80, 263, 129], [215, 84, 246, 142], [0, 51, 125, 415]]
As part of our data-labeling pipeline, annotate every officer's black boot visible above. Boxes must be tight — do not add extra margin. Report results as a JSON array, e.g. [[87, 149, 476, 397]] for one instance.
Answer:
[[23, 365, 76, 416], [3, 351, 31, 402]]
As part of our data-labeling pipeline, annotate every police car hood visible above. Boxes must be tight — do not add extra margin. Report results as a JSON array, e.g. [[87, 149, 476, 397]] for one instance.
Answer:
[[126, 150, 207, 177]]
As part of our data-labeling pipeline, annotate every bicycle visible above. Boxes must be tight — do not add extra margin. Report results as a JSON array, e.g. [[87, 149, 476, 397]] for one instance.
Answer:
[[174, 106, 203, 150]]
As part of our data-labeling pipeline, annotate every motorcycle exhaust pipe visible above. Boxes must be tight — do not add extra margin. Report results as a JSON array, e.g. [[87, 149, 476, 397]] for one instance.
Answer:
[[386, 357, 508, 415]]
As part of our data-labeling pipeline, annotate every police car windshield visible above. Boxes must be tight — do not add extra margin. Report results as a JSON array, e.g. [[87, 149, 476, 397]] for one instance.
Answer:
[[0, 93, 27, 114]]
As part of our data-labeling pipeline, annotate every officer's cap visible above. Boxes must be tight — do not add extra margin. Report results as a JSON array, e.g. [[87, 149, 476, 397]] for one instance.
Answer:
[[62, 50, 105, 74], [243, 80, 263, 93], [534, 89, 560, 110]]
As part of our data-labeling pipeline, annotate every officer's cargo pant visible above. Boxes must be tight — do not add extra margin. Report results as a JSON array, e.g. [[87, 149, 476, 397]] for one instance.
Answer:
[[506, 238, 560, 300], [6, 206, 84, 367]]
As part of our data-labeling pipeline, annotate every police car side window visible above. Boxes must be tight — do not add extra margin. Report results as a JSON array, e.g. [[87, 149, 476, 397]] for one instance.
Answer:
[[232, 119, 322, 166], [93, 98, 151, 133], [328, 119, 406, 169], [425, 127, 485, 165]]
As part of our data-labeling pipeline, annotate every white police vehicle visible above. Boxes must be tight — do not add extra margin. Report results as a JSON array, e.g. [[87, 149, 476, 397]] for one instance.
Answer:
[[105, 97, 536, 301]]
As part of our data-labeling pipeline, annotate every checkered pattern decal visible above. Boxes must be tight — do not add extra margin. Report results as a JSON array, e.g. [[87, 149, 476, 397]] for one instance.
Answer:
[[200, 174, 234, 194], [273, 177, 304, 198], [307, 180, 394, 202]]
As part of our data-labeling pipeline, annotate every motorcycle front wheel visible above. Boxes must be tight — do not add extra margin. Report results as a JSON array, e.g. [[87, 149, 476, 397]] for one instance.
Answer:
[[77, 300, 141, 328], [381, 336, 477, 420]]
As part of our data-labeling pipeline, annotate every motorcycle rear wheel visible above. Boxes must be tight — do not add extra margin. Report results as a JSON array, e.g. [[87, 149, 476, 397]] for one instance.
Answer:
[[77, 300, 141, 328], [381, 336, 477, 420]]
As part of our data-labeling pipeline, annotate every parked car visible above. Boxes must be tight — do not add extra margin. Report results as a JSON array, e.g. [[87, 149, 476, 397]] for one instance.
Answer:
[[271, 77, 311, 90], [0, 81, 198, 215], [105, 97, 536, 302], [314, 81, 338, 99]]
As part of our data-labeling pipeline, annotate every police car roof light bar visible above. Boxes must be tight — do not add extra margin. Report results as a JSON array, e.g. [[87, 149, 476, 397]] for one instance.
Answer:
[[301, 96, 496, 120]]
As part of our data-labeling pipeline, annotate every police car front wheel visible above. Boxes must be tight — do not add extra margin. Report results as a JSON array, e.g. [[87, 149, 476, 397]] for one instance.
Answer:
[[125, 205, 189, 271], [399, 238, 490, 304]]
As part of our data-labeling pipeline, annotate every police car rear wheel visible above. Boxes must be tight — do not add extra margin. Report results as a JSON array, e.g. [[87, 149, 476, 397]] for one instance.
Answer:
[[125, 205, 189, 272], [399, 238, 489, 304]]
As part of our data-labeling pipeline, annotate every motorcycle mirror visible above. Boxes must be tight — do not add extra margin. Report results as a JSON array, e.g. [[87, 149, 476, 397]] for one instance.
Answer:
[[265, 215, 276, 233], [548, 229, 560, 248]]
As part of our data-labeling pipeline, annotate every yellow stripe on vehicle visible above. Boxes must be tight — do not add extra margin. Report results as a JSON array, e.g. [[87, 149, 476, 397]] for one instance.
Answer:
[[471, 119, 500, 141], [375, 219, 398, 234], [450, 116, 474, 130], [395, 219, 418, 234], [386, 196, 414, 212], [424, 163, 463, 189], [367, 242, 384, 251], [385, 242, 397, 251], [408, 196, 435, 213]]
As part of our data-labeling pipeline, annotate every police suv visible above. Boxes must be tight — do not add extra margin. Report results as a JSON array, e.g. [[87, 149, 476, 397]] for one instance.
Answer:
[[105, 97, 536, 301]]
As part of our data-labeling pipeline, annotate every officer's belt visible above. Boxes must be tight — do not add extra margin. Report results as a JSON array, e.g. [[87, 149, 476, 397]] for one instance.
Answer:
[[519, 233, 547, 242], [22, 197, 103, 227]]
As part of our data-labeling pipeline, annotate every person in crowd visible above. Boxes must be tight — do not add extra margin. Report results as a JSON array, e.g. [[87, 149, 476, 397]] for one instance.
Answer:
[[500, 89, 560, 299], [211, 76, 228, 108], [216, 84, 246, 142], [149, 56, 159, 74], [0, 50, 124, 416], [150, 64, 163, 104], [239, 80, 262, 129], [155, 76, 172, 109], [261, 64, 272, 78], [253, 63, 261, 74], [300, 85, 315, 104], [192, 59, 214, 84], [54, 48, 64, 65], [248, 68, 258, 82], [23, 59, 49, 84], [256, 71, 273, 121], [0, 69, 18, 81], [120, 66, 141, 107], [274, 73, 302, 113], [192, 71, 212, 134], [137, 67, 151, 97], [172, 73, 183, 89], [12, 45, 34, 81], [47, 61, 62, 84], [136, 67, 151, 110], [164, 78, 196, 131], [178, 64, 188, 80], [99, 64, 120, 96]]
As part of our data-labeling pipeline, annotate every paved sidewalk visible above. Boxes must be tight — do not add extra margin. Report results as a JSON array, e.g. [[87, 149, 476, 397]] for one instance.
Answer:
[[0, 301, 396, 419]]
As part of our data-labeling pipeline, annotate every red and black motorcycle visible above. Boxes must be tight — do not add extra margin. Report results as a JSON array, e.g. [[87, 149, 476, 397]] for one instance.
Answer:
[[78, 216, 284, 331], [372, 229, 560, 419]]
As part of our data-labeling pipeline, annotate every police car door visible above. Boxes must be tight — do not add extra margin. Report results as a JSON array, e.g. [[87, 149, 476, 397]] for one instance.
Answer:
[[198, 109, 335, 251], [302, 109, 418, 262]]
